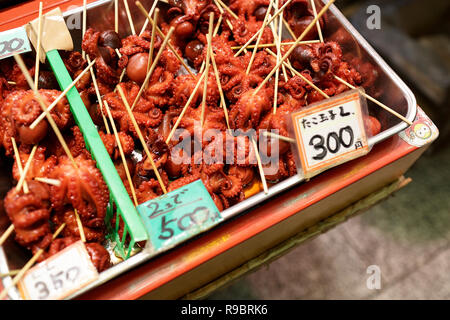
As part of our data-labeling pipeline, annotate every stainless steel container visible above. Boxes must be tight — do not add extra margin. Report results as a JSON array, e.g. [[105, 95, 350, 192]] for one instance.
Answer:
[[1, 0, 417, 299]]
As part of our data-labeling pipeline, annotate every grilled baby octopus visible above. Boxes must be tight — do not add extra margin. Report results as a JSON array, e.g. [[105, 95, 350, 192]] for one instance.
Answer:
[[4, 181, 52, 248], [50, 155, 109, 223], [0, 90, 71, 156]]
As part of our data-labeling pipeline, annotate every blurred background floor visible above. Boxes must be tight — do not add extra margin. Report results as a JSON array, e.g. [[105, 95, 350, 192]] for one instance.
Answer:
[[207, 0, 450, 300]]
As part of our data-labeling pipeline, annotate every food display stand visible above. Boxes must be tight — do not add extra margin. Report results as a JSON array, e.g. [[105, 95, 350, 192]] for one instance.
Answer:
[[0, 0, 439, 300]]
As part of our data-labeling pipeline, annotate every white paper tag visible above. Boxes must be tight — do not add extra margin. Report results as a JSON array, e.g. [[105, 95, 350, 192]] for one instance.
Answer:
[[0, 26, 32, 60], [291, 90, 369, 178], [18, 241, 99, 300]]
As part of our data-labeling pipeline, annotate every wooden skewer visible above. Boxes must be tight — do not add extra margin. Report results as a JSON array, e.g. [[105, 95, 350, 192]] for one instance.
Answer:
[[333, 75, 413, 125], [82, 0, 87, 59], [213, 14, 223, 37], [213, 0, 234, 32], [254, 0, 335, 96], [0, 223, 66, 300], [246, 0, 275, 75], [138, 0, 159, 36], [282, 17, 297, 40], [199, 61, 206, 74], [7, 81, 16, 85], [0, 270, 19, 278], [104, 101, 138, 206], [130, 26, 175, 111], [30, 58, 96, 129], [33, 177, 61, 187], [11, 137, 28, 193], [310, 0, 324, 42], [114, 49, 127, 84], [165, 70, 207, 144], [263, 131, 296, 143], [86, 56, 111, 134], [231, 40, 319, 50], [275, 17, 290, 83], [234, 0, 295, 57], [251, 138, 268, 194], [215, 0, 238, 19], [201, 13, 214, 127], [135, 1, 195, 78], [210, 44, 230, 130], [117, 85, 167, 194], [147, 8, 159, 75], [273, 0, 283, 112], [34, 2, 43, 91], [0, 225, 15, 248], [265, 48, 329, 99], [115, 0, 119, 34], [74, 209, 86, 243], [14, 54, 78, 168], [15, 145, 37, 193], [124, 0, 136, 35]]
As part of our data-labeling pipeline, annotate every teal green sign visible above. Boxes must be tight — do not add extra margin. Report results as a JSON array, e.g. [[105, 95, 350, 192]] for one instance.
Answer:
[[137, 180, 222, 252]]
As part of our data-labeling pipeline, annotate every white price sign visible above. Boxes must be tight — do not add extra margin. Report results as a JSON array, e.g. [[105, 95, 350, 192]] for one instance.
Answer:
[[291, 90, 369, 178], [18, 241, 99, 300], [0, 26, 32, 60]]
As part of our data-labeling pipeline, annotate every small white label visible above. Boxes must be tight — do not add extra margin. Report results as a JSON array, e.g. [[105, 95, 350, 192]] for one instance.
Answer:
[[18, 241, 99, 300], [0, 26, 32, 60], [292, 90, 369, 178]]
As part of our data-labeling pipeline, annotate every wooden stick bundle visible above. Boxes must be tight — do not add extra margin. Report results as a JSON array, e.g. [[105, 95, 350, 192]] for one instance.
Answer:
[[253, 0, 335, 96], [234, 0, 295, 57], [265, 48, 329, 99]]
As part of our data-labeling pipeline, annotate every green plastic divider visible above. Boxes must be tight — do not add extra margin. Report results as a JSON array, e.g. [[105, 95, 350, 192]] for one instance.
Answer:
[[46, 49, 148, 258]]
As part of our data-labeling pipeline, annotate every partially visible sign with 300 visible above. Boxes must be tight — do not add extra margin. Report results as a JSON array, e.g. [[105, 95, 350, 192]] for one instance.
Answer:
[[0, 27, 32, 60], [18, 241, 99, 300], [291, 89, 370, 178]]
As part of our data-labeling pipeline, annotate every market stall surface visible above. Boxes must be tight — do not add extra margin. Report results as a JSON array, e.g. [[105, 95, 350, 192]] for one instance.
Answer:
[[208, 144, 450, 300]]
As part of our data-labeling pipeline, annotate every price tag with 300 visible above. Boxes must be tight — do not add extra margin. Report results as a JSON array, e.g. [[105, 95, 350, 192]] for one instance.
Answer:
[[18, 241, 99, 300], [137, 180, 222, 253], [290, 89, 371, 179]]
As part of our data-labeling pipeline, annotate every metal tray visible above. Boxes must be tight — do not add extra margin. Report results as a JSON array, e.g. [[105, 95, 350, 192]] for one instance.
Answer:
[[1, 0, 417, 300]]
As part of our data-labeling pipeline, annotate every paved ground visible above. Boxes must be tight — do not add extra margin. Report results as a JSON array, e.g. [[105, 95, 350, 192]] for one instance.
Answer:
[[208, 142, 450, 300]]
